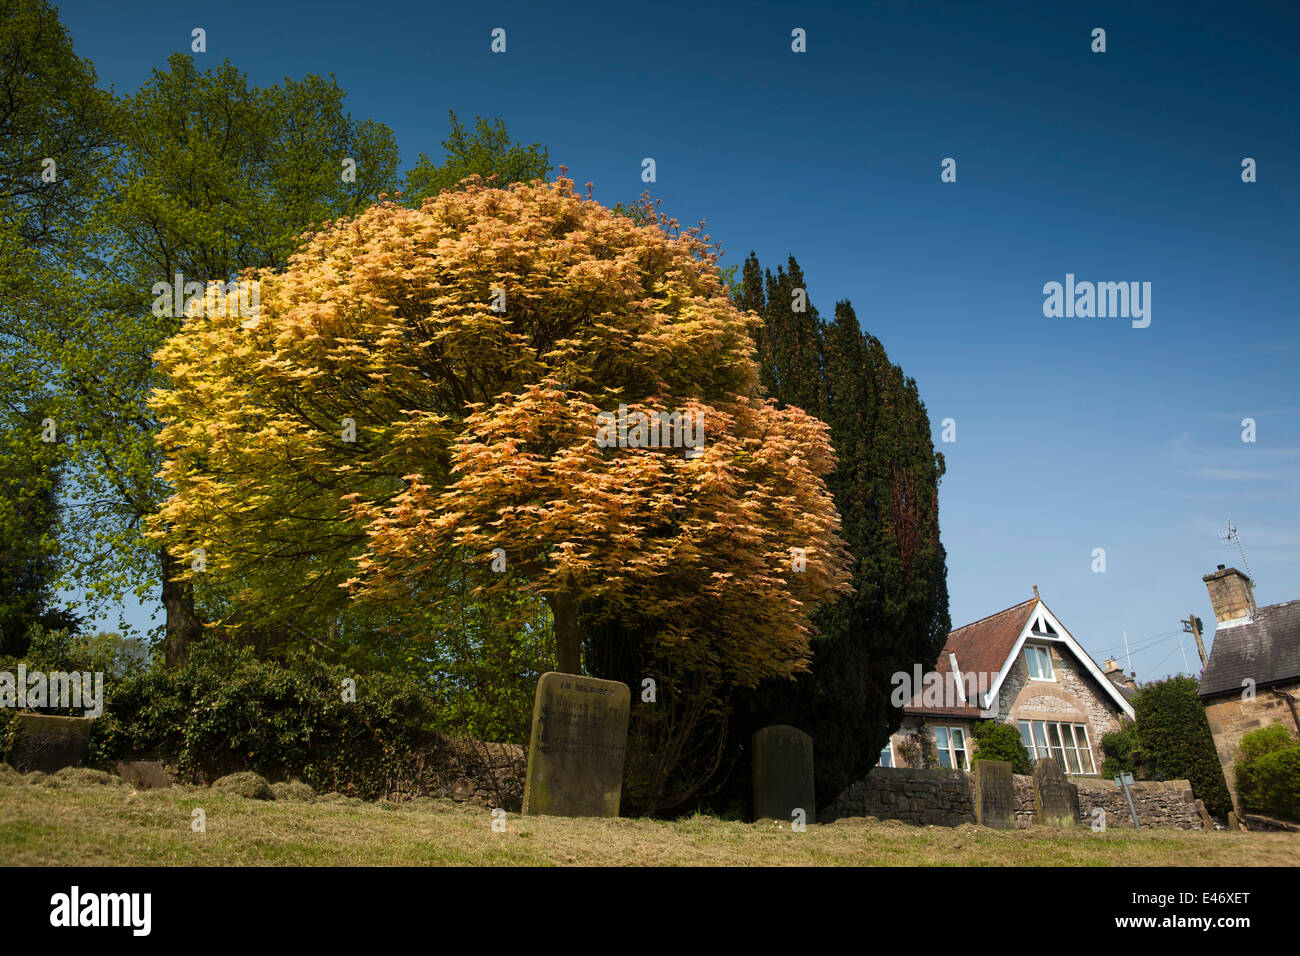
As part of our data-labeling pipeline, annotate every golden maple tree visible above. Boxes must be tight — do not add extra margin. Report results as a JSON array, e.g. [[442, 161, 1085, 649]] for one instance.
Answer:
[[150, 175, 850, 682]]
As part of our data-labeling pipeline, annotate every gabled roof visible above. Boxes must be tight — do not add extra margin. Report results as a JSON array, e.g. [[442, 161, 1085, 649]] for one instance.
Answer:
[[902, 599, 1037, 719], [1199, 598, 1300, 699], [904, 595, 1136, 721]]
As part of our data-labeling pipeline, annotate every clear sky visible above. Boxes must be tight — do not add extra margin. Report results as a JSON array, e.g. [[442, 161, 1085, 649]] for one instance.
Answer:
[[54, 0, 1299, 683]]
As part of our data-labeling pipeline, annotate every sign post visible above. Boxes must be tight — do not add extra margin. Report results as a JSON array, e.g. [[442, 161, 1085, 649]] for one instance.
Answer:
[[1113, 772, 1141, 828]]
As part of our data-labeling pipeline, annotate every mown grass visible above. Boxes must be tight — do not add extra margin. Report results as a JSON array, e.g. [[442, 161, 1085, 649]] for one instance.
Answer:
[[1, 771, 1295, 866]]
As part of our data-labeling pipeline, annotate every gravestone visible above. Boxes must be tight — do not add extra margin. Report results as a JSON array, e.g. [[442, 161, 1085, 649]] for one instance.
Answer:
[[752, 725, 816, 824], [522, 672, 630, 817], [10, 714, 93, 773], [116, 760, 173, 790], [1193, 798, 1213, 831], [973, 759, 1014, 829], [1032, 757, 1078, 827]]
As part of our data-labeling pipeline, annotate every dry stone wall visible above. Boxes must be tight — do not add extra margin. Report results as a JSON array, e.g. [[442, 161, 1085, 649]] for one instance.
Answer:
[[827, 767, 1205, 830], [825, 767, 975, 826], [1071, 777, 1202, 829]]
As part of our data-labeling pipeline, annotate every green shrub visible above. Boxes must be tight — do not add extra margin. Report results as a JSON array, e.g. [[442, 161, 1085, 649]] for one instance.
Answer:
[[88, 640, 446, 799], [971, 721, 1032, 774], [1100, 722, 1140, 778], [1132, 676, 1232, 817], [1234, 724, 1300, 821]]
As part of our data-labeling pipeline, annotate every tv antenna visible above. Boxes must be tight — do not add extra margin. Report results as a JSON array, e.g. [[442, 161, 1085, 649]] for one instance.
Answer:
[[1219, 519, 1254, 586]]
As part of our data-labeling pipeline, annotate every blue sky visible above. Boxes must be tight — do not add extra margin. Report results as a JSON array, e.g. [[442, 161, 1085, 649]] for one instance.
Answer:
[[55, 0, 1299, 682]]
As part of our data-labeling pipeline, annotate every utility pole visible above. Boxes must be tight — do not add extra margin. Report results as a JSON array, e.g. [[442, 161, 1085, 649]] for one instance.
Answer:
[[1181, 614, 1208, 668]]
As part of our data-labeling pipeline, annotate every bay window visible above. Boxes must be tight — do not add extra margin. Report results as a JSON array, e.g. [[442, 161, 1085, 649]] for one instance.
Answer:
[[1018, 719, 1095, 774]]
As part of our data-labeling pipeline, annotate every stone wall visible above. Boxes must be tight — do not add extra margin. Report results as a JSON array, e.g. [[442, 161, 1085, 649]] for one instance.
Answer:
[[825, 767, 975, 826], [406, 735, 527, 810], [1071, 777, 1203, 829], [827, 767, 1205, 830]]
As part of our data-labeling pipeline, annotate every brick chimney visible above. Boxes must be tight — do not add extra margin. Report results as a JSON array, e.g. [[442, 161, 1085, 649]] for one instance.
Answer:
[[1203, 565, 1255, 626]]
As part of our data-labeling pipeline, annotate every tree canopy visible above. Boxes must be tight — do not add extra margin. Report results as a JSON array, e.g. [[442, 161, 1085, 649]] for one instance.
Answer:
[[403, 112, 550, 204], [150, 176, 852, 684]]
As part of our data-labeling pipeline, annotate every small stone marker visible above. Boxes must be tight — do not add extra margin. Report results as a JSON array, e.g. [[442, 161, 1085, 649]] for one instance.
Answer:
[[973, 759, 1014, 829], [1032, 757, 1077, 827], [1194, 798, 1213, 831], [10, 714, 93, 773], [522, 672, 630, 817], [116, 760, 173, 790], [752, 724, 816, 824]]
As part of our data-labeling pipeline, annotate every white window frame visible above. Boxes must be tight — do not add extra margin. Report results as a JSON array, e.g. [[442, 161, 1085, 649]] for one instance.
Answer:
[[1018, 719, 1096, 775], [1024, 644, 1056, 681], [932, 725, 969, 770], [877, 738, 895, 768]]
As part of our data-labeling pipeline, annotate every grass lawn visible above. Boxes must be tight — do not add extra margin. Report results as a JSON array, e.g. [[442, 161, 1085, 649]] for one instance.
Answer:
[[2, 770, 1295, 866]]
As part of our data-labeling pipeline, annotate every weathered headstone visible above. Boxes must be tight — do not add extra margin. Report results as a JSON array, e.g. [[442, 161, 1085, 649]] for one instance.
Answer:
[[522, 672, 630, 817], [116, 760, 173, 790], [752, 725, 816, 824], [1032, 757, 1078, 827], [973, 759, 1014, 829], [10, 714, 93, 773], [1194, 798, 1213, 831]]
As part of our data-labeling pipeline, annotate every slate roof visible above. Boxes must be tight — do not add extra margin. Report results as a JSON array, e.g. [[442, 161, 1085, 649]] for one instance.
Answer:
[[1199, 598, 1300, 699], [902, 598, 1037, 718], [1106, 678, 1137, 702]]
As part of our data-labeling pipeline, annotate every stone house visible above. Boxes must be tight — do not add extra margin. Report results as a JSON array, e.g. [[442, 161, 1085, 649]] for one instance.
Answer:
[[1196, 565, 1300, 810], [879, 589, 1135, 775]]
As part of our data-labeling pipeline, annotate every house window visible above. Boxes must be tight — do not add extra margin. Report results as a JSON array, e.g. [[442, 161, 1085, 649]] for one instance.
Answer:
[[1024, 645, 1055, 680], [1018, 719, 1095, 774], [933, 726, 968, 770], [878, 740, 894, 768]]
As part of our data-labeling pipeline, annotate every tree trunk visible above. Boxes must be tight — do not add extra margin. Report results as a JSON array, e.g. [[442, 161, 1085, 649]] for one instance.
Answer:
[[161, 549, 202, 668], [549, 591, 581, 675]]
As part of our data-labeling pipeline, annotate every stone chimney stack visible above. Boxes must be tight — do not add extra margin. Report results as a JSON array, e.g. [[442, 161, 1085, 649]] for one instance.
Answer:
[[1203, 565, 1255, 626], [1103, 657, 1137, 690]]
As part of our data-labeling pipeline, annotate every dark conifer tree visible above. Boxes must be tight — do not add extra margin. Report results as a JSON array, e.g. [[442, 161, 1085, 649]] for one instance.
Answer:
[[722, 263, 950, 815]]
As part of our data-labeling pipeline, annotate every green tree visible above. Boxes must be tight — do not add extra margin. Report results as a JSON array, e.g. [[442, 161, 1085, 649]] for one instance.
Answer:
[[1132, 676, 1232, 816], [0, 0, 110, 651], [402, 112, 550, 204], [20, 53, 399, 665], [0, 410, 81, 654]]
